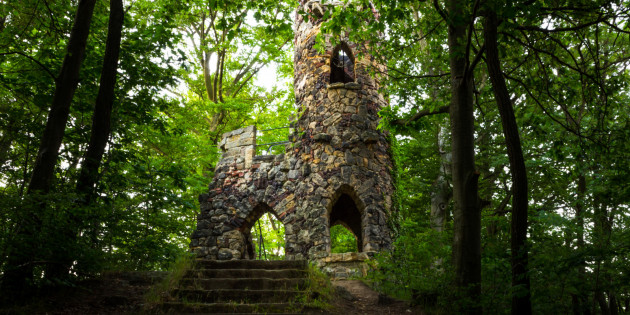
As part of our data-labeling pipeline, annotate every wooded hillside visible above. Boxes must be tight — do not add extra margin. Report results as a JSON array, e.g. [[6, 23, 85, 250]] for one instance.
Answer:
[[1, 0, 629, 313]]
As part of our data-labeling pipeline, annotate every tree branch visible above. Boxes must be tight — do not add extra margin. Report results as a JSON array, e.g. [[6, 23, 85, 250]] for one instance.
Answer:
[[433, 0, 448, 21], [468, 43, 486, 74], [391, 105, 450, 126], [0, 51, 56, 79], [516, 14, 610, 33], [503, 72, 599, 144]]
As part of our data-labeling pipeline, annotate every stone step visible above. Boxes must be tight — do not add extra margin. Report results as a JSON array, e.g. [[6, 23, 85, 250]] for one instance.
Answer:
[[185, 268, 307, 279], [194, 259, 307, 270], [161, 301, 302, 313], [179, 277, 307, 290], [172, 289, 304, 303]]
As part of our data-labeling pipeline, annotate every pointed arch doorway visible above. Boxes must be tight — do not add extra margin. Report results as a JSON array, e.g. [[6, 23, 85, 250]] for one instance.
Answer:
[[242, 203, 285, 260], [328, 187, 365, 253]]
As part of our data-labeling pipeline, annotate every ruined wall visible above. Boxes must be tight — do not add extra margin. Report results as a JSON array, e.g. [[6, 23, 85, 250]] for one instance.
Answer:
[[190, 1, 395, 265]]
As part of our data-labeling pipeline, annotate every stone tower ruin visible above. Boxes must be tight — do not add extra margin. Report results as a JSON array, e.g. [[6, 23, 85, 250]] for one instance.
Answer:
[[190, 0, 394, 277]]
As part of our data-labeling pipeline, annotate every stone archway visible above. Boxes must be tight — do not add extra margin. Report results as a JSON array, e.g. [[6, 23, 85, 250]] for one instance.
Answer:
[[240, 203, 285, 260], [328, 185, 365, 253]]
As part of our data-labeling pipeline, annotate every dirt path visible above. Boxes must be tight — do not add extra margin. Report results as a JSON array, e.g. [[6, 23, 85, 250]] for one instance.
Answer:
[[326, 280, 424, 315]]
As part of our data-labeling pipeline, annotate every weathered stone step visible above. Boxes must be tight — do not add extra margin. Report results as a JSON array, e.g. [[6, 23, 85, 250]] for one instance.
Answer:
[[172, 289, 304, 303], [179, 277, 307, 290], [194, 259, 307, 270], [185, 268, 307, 279], [161, 301, 302, 313]]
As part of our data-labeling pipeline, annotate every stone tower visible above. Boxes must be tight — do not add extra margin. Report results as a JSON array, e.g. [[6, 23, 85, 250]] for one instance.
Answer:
[[190, 0, 394, 276]]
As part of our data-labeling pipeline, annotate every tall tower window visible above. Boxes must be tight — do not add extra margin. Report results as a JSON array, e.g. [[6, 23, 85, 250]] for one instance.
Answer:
[[330, 43, 355, 84]]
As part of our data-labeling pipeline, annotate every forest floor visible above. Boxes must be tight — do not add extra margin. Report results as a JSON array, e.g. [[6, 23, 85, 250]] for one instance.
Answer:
[[0, 273, 423, 314], [0, 271, 165, 314]]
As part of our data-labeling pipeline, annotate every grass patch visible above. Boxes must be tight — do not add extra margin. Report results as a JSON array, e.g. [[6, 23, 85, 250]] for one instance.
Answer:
[[291, 263, 334, 311], [143, 252, 195, 310]]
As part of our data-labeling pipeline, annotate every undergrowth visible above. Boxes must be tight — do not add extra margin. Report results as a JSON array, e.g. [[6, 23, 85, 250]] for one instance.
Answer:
[[143, 252, 194, 309], [293, 263, 334, 311], [364, 223, 455, 313]]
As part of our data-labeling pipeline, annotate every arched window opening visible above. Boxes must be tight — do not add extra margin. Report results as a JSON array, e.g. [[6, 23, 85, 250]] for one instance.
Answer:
[[330, 224, 358, 253], [330, 43, 355, 84], [242, 205, 285, 260], [329, 193, 363, 251]]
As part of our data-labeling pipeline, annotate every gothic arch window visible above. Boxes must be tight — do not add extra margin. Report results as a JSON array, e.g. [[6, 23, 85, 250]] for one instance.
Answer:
[[328, 186, 365, 252], [330, 42, 355, 84]]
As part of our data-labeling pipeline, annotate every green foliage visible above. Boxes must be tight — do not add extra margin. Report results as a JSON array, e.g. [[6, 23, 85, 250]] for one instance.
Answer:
[[366, 221, 451, 303], [330, 225, 358, 253], [0, 0, 297, 288], [1, 1, 629, 313], [321, 0, 630, 313], [174, 0, 295, 146], [1, 0, 201, 286], [251, 213, 285, 260], [297, 263, 334, 311]]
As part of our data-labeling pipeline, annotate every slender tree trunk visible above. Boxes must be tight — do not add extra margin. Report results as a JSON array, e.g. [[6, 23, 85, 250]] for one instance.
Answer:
[[483, 11, 532, 315], [201, 51, 226, 134], [431, 126, 452, 232], [1, 0, 97, 298], [573, 174, 590, 315], [76, 0, 124, 204], [43, 0, 125, 281], [0, 116, 15, 167], [27, 0, 97, 195], [447, 0, 481, 312], [595, 290, 611, 315], [592, 199, 612, 315], [203, 51, 214, 101], [610, 292, 619, 315]]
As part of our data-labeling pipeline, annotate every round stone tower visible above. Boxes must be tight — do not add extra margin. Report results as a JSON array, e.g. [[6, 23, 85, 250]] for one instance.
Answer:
[[289, 0, 394, 257], [190, 0, 394, 276]]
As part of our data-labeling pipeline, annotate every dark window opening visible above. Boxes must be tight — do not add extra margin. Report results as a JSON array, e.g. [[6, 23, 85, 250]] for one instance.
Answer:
[[330, 43, 355, 84], [329, 194, 363, 251]]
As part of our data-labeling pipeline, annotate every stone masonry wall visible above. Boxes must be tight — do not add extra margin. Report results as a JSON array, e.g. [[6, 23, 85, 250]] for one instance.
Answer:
[[190, 1, 395, 270]]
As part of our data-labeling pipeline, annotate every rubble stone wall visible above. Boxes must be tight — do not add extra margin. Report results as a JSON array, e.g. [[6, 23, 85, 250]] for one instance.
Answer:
[[190, 1, 395, 272]]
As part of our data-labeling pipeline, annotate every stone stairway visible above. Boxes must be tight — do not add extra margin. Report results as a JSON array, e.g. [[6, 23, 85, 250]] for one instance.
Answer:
[[161, 260, 310, 314]]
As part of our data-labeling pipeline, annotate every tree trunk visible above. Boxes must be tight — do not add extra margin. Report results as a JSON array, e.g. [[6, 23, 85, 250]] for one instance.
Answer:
[[27, 0, 97, 195], [610, 292, 619, 315], [592, 198, 613, 315], [1, 0, 97, 298], [431, 126, 452, 232], [42, 0, 125, 281], [76, 0, 124, 205], [447, 0, 481, 312], [573, 174, 590, 315], [483, 11, 532, 315], [0, 115, 16, 167], [596, 290, 611, 315]]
